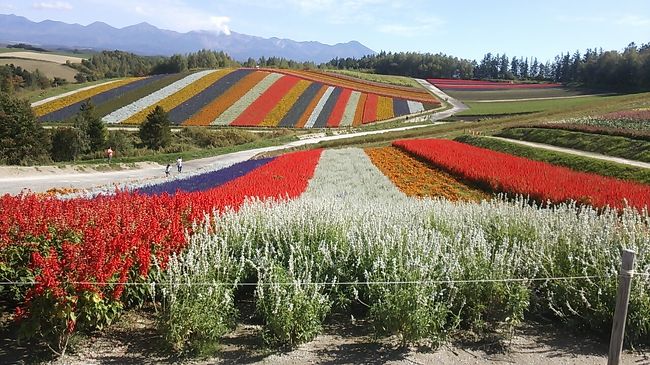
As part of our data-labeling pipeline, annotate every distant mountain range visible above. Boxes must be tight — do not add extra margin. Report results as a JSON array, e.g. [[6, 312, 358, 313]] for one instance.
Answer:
[[0, 14, 375, 63]]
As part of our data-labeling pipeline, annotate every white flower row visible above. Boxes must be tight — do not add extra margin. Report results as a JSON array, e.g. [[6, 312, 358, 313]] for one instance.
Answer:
[[303, 86, 334, 128], [339, 91, 361, 127], [407, 100, 424, 114], [102, 70, 217, 124], [301, 148, 406, 202], [211, 72, 283, 125]]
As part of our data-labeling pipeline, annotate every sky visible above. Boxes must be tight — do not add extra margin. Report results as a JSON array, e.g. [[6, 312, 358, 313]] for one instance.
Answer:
[[1, 0, 649, 61]]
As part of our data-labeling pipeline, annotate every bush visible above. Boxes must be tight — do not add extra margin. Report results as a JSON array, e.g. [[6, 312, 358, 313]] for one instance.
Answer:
[[178, 127, 260, 148], [50, 127, 88, 162]]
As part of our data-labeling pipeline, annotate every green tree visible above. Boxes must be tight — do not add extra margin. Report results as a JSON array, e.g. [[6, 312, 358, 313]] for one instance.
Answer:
[[139, 105, 171, 150], [0, 92, 51, 165], [74, 100, 107, 152], [50, 127, 87, 161]]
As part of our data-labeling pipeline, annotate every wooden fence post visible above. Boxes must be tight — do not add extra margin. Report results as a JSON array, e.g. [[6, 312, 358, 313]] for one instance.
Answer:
[[607, 249, 636, 365]]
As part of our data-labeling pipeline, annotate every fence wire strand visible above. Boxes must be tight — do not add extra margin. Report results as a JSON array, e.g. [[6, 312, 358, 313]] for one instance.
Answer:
[[1, 272, 648, 287]]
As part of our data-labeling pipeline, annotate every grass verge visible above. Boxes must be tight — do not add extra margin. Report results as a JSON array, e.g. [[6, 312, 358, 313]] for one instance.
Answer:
[[458, 95, 606, 116], [497, 127, 650, 163], [455, 135, 650, 185]]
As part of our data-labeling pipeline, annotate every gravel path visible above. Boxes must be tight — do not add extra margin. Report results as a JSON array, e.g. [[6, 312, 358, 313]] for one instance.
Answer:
[[490, 136, 650, 169]]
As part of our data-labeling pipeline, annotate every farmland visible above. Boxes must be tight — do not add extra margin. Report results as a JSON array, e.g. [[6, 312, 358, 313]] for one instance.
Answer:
[[1, 140, 649, 362], [3, 59, 650, 364], [0, 58, 78, 81], [32, 68, 440, 128]]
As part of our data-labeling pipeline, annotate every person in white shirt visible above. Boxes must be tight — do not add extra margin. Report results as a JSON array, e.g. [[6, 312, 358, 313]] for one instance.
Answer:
[[176, 157, 183, 173]]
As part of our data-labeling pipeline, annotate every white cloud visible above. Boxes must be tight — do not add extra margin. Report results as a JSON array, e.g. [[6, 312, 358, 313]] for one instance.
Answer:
[[130, 1, 230, 33], [32, 1, 73, 10], [0, 2, 15, 10], [378, 17, 445, 37], [616, 15, 650, 27]]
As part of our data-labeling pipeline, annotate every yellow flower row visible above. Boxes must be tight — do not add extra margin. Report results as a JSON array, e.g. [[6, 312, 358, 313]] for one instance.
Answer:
[[33, 78, 143, 117], [375, 96, 394, 121], [122, 69, 232, 124], [259, 80, 312, 127]]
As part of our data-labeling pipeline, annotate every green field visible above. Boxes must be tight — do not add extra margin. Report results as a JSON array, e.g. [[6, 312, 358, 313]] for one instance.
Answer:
[[445, 87, 596, 101], [457, 95, 609, 116], [455, 134, 650, 184], [497, 127, 650, 163], [326, 69, 422, 88]]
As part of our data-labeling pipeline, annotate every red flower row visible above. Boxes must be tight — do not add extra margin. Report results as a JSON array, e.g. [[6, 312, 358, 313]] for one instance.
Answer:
[[1, 149, 322, 332], [393, 139, 650, 211]]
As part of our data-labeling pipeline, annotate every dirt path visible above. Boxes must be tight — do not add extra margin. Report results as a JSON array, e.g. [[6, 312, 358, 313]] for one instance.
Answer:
[[24, 309, 646, 365], [489, 136, 650, 169]]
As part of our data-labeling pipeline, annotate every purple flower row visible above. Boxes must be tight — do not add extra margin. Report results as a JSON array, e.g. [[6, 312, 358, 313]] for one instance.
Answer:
[[278, 82, 324, 128], [136, 157, 276, 196]]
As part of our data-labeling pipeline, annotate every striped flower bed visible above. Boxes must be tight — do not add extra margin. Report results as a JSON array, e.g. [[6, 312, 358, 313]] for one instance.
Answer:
[[103, 70, 211, 124], [121, 69, 230, 124], [277, 82, 324, 128], [230, 75, 301, 127], [32, 68, 441, 128], [181, 69, 256, 126], [33, 78, 143, 117], [38, 76, 165, 122], [259, 80, 312, 127], [212, 72, 282, 125]]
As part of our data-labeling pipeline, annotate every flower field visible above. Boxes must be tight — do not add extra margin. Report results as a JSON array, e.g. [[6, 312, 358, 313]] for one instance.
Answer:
[[3, 143, 650, 355], [394, 139, 650, 210], [428, 78, 563, 90], [365, 146, 488, 201], [33, 68, 439, 128]]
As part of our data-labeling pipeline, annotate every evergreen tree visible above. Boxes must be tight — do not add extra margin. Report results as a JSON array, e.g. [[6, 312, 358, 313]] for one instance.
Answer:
[[74, 100, 106, 152], [139, 105, 171, 150], [0, 92, 51, 165]]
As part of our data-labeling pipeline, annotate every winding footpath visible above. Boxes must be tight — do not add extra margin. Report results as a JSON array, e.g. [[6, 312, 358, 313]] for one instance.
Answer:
[[490, 136, 650, 169], [0, 79, 467, 195]]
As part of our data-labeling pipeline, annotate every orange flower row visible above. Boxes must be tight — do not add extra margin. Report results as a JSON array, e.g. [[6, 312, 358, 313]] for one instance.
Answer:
[[365, 146, 489, 202]]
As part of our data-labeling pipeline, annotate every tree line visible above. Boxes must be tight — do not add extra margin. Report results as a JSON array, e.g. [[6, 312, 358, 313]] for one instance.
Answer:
[[324, 42, 650, 90]]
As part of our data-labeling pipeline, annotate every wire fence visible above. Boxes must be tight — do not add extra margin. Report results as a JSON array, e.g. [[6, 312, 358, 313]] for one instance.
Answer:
[[0, 272, 648, 287]]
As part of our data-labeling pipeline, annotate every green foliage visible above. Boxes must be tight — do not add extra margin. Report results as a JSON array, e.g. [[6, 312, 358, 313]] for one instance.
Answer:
[[105, 130, 136, 155], [73, 100, 107, 152], [50, 127, 88, 161], [255, 263, 331, 347], [139, 106, 172, 150], [178, 127, 260, 148], [0, 92, 51, 165], [497, 127, 650, 163], [455, 135, 650, 185]]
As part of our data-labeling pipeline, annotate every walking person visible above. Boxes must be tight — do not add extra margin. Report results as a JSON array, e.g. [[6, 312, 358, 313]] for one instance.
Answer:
[[106, 147, 114, 163], [165, 163, 171, 178], [176, 157, 183, 173]]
